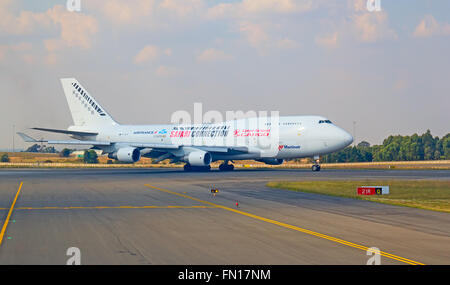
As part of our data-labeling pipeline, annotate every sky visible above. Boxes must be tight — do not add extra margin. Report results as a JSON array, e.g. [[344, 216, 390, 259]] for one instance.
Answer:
[[1, 0, 449, 150]]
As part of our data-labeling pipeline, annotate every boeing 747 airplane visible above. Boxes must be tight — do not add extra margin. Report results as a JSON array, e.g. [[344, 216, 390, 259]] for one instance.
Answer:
[[18, 78, 353, 171]]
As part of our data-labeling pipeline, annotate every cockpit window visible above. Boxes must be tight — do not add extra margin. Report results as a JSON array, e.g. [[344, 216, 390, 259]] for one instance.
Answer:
[[319, 120, 332, 124]]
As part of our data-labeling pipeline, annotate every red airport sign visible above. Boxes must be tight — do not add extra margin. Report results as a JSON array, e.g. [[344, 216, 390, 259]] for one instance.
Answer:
[[357, 186, 389, 195]]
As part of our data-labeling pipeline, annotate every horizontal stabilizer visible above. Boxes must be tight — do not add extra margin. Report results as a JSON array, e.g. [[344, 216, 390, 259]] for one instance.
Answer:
[[17, 132, 38, 142], [17, 132, 110, 146], [32, 128, 98, 136]]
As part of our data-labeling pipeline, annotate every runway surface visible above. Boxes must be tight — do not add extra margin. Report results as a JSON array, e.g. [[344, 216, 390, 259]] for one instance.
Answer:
[[0, 168, 449, 265]]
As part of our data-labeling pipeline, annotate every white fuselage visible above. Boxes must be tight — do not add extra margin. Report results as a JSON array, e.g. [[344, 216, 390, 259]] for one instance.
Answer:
[[70, 115, 353, 161]]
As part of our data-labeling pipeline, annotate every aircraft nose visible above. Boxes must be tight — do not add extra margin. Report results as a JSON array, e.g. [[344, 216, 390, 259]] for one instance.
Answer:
[[341, 129, 353, 147], [330, 126, 353, 149]]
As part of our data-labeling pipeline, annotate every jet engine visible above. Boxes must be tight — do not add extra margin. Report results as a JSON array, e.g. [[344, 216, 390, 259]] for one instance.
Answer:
[[109, 147, 141, 163], [257, 158, 284, 165], [186, 151, 212, 167]]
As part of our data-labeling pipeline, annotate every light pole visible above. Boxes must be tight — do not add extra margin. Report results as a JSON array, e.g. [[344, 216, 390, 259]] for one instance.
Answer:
[[12, 124, 15, 153], [353, 121, 356, 146]]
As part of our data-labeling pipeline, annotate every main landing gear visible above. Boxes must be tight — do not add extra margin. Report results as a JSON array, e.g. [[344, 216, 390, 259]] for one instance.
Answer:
[[219, 160, 234, 171], [183, 163, 211, 172], [312, 155, 321, 172]]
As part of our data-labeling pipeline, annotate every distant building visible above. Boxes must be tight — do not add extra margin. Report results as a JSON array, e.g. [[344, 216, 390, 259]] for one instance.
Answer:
[[357, 141, 371, 148]]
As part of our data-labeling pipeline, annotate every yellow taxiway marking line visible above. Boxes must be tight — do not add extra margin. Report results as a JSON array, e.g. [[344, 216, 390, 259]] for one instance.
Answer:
[[144, 184, 425, 265], [0, 182, 23, 246], [0, 205, 215, 211]]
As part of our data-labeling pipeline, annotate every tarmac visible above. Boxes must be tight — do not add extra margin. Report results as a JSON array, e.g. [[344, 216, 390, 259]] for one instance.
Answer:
[[0, 168, 449, 265]]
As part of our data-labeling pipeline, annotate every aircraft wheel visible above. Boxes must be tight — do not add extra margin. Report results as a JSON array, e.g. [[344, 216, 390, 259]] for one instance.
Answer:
[[196, 165, 211, 172], [186, 165, 211, 172], [219, 164, 234, 171]]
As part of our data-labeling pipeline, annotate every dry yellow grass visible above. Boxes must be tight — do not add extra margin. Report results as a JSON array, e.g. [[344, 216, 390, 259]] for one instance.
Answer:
[[1, 152, 449, 170], [267, 180, 450, 213]]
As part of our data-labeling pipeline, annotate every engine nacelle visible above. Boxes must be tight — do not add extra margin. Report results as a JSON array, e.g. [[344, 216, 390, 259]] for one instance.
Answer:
[[186, 151, 212, 167], [109, 147, 141, 163], [257, 158, 284, 165]]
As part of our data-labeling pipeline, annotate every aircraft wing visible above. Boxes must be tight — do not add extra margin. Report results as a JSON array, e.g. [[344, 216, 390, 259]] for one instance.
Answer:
[[131, 144, 250, 153], [18, 132, 252, 153], [129, 143, 179, 149], [194, 146, 251, 154], [18, 132, 180, 149], [46, 140, 111, 146]]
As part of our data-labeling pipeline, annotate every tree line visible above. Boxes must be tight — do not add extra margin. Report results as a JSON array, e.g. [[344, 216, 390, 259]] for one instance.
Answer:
[[25, 144, 57, 153], [18, 145, 99, 164], [322, 130, 450, 163]]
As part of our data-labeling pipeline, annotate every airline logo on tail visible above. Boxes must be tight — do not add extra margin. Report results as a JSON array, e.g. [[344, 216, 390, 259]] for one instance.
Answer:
[[71, 81, 106, 116]]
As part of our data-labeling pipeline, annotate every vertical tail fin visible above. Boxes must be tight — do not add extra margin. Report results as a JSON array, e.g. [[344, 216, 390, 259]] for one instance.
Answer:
[[60, 78, 118, 127]]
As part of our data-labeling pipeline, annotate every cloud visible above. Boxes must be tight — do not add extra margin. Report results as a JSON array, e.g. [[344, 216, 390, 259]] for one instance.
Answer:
[[159, 0, 205, 18], [87, 0, 204, 26], [88, 0, 155, 25], [0, 0, 52, 35], [237, 22, 300, 52], [0, 46, 6, 61], [45, 6, 98, 50], [197, 48, 233, 62], [207, 0, 316, 19], [20, 53, 35, 64], [0, 42, 33, 62], [315, 32, 338, 48], [206, 1, 316, 52], [276, 38, 300, 49], [307, 1, 397, 47], [155, 65, 177, 76], [0, 3, 98, 50], [351, 5, 397, 43], [413, 14, 450, 38], [43, 38, 64, 52], [238, 21, 269, 48], [240, 0, 315, 14], [163, 48, 172, 56], [206, 3, 234, 20], [352, 0, 367, 12], [393, 79, 408, 92], [9, 42, 33, 52], [44, 53, 59, 66], [134, 45, 161, 64]]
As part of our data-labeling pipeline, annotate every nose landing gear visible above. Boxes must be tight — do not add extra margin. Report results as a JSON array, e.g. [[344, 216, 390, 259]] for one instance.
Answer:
[[312, 156, 321, 171], [312, 164, 321, 171]]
